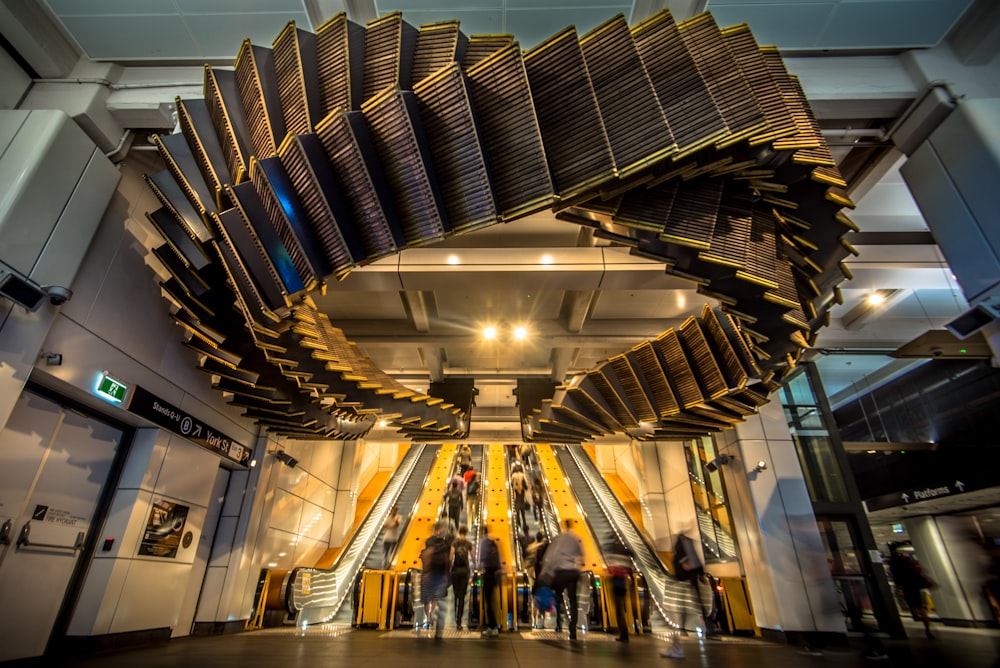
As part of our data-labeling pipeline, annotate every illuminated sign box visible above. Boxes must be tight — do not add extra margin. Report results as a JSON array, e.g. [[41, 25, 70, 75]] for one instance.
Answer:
[[96, 374, 129, 403]]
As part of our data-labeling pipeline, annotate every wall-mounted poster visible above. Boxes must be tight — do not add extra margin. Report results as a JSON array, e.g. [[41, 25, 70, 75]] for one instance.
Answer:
[[138, 499, 189, 558]]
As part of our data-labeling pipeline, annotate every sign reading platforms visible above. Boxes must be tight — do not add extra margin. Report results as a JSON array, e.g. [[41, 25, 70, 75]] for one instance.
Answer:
[[127, 386, 251, 467], [864, 475, 991, 512]]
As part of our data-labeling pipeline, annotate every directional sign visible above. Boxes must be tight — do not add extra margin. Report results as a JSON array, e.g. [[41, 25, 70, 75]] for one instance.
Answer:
[[126, 386, 251, 467], [865, 475, 991, 512]]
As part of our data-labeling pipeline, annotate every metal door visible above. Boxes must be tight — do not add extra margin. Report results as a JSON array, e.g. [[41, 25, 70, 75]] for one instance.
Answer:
[[0, 390, 123, 661]]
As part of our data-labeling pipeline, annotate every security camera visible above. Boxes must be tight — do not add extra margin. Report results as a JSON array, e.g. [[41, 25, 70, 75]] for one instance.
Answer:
[[705, 454, 731, 473], [44, 286, 72, 307]]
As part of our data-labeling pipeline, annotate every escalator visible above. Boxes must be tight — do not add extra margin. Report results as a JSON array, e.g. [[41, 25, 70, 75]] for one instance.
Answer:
[[554, 445, 711, 633], [285, 443, 441, 625]]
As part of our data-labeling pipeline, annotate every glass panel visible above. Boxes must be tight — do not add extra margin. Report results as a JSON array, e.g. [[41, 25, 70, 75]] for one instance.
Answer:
[[817, 518, 876, 631], [686, 437, 738, 562], [781, 373, 850, 503]]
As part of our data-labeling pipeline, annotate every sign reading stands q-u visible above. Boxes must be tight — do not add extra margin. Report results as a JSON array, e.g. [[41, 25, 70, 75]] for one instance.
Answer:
[[126, 386, 251, 467]]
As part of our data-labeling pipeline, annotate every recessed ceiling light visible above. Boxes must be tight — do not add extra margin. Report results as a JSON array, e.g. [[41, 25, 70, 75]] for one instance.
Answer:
[[483, 326, 497, 340], [447, 254, 460, 265], [540, 254, 554, 265], [866, 292, 885, 306], [513, 326, 527, 340]]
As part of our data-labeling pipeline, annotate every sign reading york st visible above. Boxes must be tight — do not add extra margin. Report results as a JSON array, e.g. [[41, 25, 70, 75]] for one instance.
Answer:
[[127, 386, 250, 467]]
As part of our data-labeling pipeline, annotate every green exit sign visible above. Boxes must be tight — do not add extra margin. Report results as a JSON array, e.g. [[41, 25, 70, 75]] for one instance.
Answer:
[[96, 374, 128, 403]]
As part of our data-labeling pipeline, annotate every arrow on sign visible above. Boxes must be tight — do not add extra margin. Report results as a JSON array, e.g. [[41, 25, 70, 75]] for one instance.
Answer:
[[955, 480, 965, 492], [901, 492, 910, 504]]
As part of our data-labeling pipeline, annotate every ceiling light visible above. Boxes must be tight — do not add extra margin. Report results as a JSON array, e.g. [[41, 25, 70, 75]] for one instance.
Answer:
[[540, 254, 554, 265], [447, 254, 460, 265], [483, 326, 497, 340], [513, 326, 527, 340], [866, 292, 885, 306]]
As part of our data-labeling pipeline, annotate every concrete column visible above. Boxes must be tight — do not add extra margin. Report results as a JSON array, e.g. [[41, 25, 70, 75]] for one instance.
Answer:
[[720, 401, 845, 638], [634, 441, 671, 551], [330, 441, 360, 547], [658, 440, 698, 553], [903, 515, 994, 625]]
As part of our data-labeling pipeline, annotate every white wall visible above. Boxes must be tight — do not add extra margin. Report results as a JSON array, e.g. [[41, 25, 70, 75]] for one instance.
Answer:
[[17, 150, 271, 636], [905, 515, 995, 624], [67, 428, 220, 636], [719, 402, 845, 635]]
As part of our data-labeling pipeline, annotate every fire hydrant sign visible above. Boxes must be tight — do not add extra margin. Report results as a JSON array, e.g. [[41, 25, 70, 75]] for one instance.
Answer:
[[127, 386, 250, 467]]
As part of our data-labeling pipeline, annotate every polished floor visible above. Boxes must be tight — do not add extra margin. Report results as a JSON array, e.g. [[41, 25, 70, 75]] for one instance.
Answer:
[[5, 621, 998, 668]]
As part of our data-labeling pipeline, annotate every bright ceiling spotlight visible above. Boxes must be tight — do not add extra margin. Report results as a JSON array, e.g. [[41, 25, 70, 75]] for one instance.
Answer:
[[483, 326, 497, 340], [540, 254, 554, 265], [447, 254, 460, 265], [513, 326, 528, 340], [866, 292, 885, 306]]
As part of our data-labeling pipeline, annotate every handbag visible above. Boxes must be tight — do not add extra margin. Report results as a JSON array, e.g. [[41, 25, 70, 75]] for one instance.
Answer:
[[534, 585, 556, 613]]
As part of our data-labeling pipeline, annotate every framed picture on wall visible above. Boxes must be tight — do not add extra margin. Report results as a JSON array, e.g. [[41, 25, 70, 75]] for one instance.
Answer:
[[138, 498, 189, 558]]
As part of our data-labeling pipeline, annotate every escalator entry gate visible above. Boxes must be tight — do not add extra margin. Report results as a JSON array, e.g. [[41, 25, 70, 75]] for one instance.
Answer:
[[355, 569, 397, 629]]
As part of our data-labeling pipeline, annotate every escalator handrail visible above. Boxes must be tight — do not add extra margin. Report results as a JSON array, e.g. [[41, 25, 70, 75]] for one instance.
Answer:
[[559, 446, 678, 628], [286, 443, 432, 621], [531, 446, 561, 543]]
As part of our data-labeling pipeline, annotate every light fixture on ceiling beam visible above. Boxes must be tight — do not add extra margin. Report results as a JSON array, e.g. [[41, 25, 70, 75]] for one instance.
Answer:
[[841, 289, 907, 330]]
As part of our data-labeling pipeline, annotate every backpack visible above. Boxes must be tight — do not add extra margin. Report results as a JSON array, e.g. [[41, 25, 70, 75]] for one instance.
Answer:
[[447, 488, 462, 505], [453, 541, 470, 570], [483, 538, 501, 570], [422, 536, 449, 572], [467, 477, 480, 496], [672, 535, 702, 580]]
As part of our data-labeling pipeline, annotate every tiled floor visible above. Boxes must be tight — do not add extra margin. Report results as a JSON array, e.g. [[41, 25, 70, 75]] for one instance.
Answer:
[[5, 622, 998, 667]]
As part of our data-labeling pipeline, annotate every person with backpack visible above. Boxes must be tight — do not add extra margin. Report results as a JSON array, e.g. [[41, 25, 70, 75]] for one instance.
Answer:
[[420, 521, 453, 639], [664, 530, 712, 653], [444, 480, 463, 529], [451, 525, 473, 630], [512, 476, 530, 532], [477, 524, 502, 637], [527, 531, 550, 628], [531, 475, 544, 523], [540, 518, 584, 640], [603, 532, 634, 642], [382, 505, 402, 568], [458, 444, 473, 474], [465, 470, 482, 525]]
